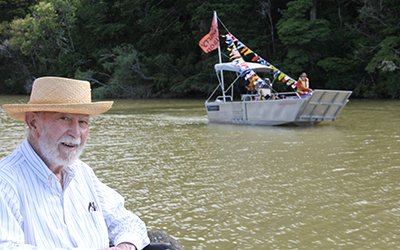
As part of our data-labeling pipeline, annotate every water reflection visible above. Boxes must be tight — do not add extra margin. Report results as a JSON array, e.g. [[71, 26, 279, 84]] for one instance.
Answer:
[[0, 96, 399, 249]]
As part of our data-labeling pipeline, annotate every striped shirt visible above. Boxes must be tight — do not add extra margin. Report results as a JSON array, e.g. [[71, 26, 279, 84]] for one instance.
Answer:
[[0, 138, 150, 250]]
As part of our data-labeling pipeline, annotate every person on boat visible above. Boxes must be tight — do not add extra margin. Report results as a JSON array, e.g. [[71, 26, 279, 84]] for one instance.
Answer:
[[245, 79, 259, 101], [245, 79, 257, 95], [0, 77, 150, 250], [296, 72, 312, 97]]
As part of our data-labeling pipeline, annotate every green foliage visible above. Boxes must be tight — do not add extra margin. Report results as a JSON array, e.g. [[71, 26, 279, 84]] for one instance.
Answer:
[[9, 0, 83, 80], [0, 0, 37, 23], [364, 36, 400, 73], [1, 0, 400, 98], [276, 0, 331, 76], [318, 56, 357, 74], [98, 43, 153, 98], [0, 20, 32, 93], [344, 0, 400, 97], [382, 72, 400, 99], [317, 56, 360, 90]]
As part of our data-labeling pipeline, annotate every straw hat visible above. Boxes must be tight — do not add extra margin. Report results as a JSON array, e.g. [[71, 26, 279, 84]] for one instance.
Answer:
[[3, 76, 114, 121]]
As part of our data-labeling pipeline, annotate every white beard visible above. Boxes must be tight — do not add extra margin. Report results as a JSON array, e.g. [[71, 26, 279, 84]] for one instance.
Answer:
[[37, 129, 85, 168]]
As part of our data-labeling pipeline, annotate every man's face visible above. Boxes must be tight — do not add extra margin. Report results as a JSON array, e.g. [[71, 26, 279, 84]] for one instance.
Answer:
[[34, 112, 90, 167]]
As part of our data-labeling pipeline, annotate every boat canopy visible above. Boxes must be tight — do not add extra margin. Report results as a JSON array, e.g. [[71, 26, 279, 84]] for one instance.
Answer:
[[214, 62, 274, 73]]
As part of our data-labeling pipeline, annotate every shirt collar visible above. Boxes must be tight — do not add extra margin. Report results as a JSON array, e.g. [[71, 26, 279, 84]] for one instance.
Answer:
[[20, 138, 77, 186]]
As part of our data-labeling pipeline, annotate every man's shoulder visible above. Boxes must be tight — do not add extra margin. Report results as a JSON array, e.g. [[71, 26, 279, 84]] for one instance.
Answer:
[[0, 146, 24, 174], [72, 159, 92, 170], [0, 147, 25, 191]]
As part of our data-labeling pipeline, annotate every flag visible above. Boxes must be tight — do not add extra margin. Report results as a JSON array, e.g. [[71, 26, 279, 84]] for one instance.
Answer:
[[199, 14, 219, 53], [222, 33, 298, 87]]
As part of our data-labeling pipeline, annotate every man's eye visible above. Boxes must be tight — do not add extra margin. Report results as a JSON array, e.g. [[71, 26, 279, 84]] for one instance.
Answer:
[[60, 116, 68, 120]]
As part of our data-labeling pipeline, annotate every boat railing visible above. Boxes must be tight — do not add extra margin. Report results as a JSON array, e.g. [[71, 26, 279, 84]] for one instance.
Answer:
[[205, 80, 302, 104], [215, 95, 233, 102], [241, 91, 302, 102], [241, 94, 262, 101], [276, 91, 302, 99]]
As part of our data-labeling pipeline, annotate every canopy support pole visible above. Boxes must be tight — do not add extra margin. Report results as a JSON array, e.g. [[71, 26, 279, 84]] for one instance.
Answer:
[[214, 11, 226, 102]]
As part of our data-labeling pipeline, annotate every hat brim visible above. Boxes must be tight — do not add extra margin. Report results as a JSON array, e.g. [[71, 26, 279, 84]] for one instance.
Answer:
[[3, 101, 114, 122]]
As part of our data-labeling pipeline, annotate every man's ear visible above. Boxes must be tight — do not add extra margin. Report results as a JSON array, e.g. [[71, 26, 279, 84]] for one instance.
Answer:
[[25, 112, 40, 138]]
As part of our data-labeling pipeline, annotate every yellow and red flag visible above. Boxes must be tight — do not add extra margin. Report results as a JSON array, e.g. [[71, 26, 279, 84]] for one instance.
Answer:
[[199, 14, 219, 53]]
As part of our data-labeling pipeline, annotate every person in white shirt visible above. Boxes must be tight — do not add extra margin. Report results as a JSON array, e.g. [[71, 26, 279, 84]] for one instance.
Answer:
[[0, 77, 150, 250]]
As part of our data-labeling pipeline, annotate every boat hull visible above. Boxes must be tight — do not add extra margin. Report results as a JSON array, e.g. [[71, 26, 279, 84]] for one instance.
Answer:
[[205, 90, 352, 126]]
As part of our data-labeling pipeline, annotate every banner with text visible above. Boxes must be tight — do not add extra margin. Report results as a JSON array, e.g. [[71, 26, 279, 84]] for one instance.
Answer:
[[199, 14, 219, 53]]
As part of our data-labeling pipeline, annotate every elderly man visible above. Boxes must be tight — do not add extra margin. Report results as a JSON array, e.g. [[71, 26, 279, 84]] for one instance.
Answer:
[[0, 77, 150, 250]]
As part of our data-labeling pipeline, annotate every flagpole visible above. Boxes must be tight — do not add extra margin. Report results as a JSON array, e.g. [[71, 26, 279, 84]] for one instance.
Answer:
[[214, 11, 226, 102]]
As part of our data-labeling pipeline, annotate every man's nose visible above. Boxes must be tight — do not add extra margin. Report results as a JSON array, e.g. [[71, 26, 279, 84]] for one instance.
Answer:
[[67, 120, 81, 138]]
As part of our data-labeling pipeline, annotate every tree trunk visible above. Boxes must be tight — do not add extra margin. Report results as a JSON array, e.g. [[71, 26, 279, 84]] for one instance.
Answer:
[[310, 0, 317, 20]]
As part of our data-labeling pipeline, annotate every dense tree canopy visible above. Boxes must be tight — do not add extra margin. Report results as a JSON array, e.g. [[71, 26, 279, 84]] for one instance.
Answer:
[[0, 0, 399, 98]]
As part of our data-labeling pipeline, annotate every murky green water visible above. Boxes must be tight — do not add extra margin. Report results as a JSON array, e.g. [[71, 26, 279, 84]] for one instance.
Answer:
[[1, 96, 399, 249]]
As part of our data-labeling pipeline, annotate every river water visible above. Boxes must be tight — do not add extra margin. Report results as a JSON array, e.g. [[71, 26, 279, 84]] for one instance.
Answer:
[[0, 96, 399, 249]]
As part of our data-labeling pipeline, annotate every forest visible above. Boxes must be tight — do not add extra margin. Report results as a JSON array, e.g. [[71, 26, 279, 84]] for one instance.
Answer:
[[0, 0, 399, 99]]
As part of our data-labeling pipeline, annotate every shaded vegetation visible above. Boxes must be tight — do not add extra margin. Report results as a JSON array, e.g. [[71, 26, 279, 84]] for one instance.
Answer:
[[0, 0, 399, 99]]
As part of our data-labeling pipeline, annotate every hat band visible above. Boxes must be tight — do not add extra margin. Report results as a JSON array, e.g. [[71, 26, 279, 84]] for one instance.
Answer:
[[28, 101, 89, 105]]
